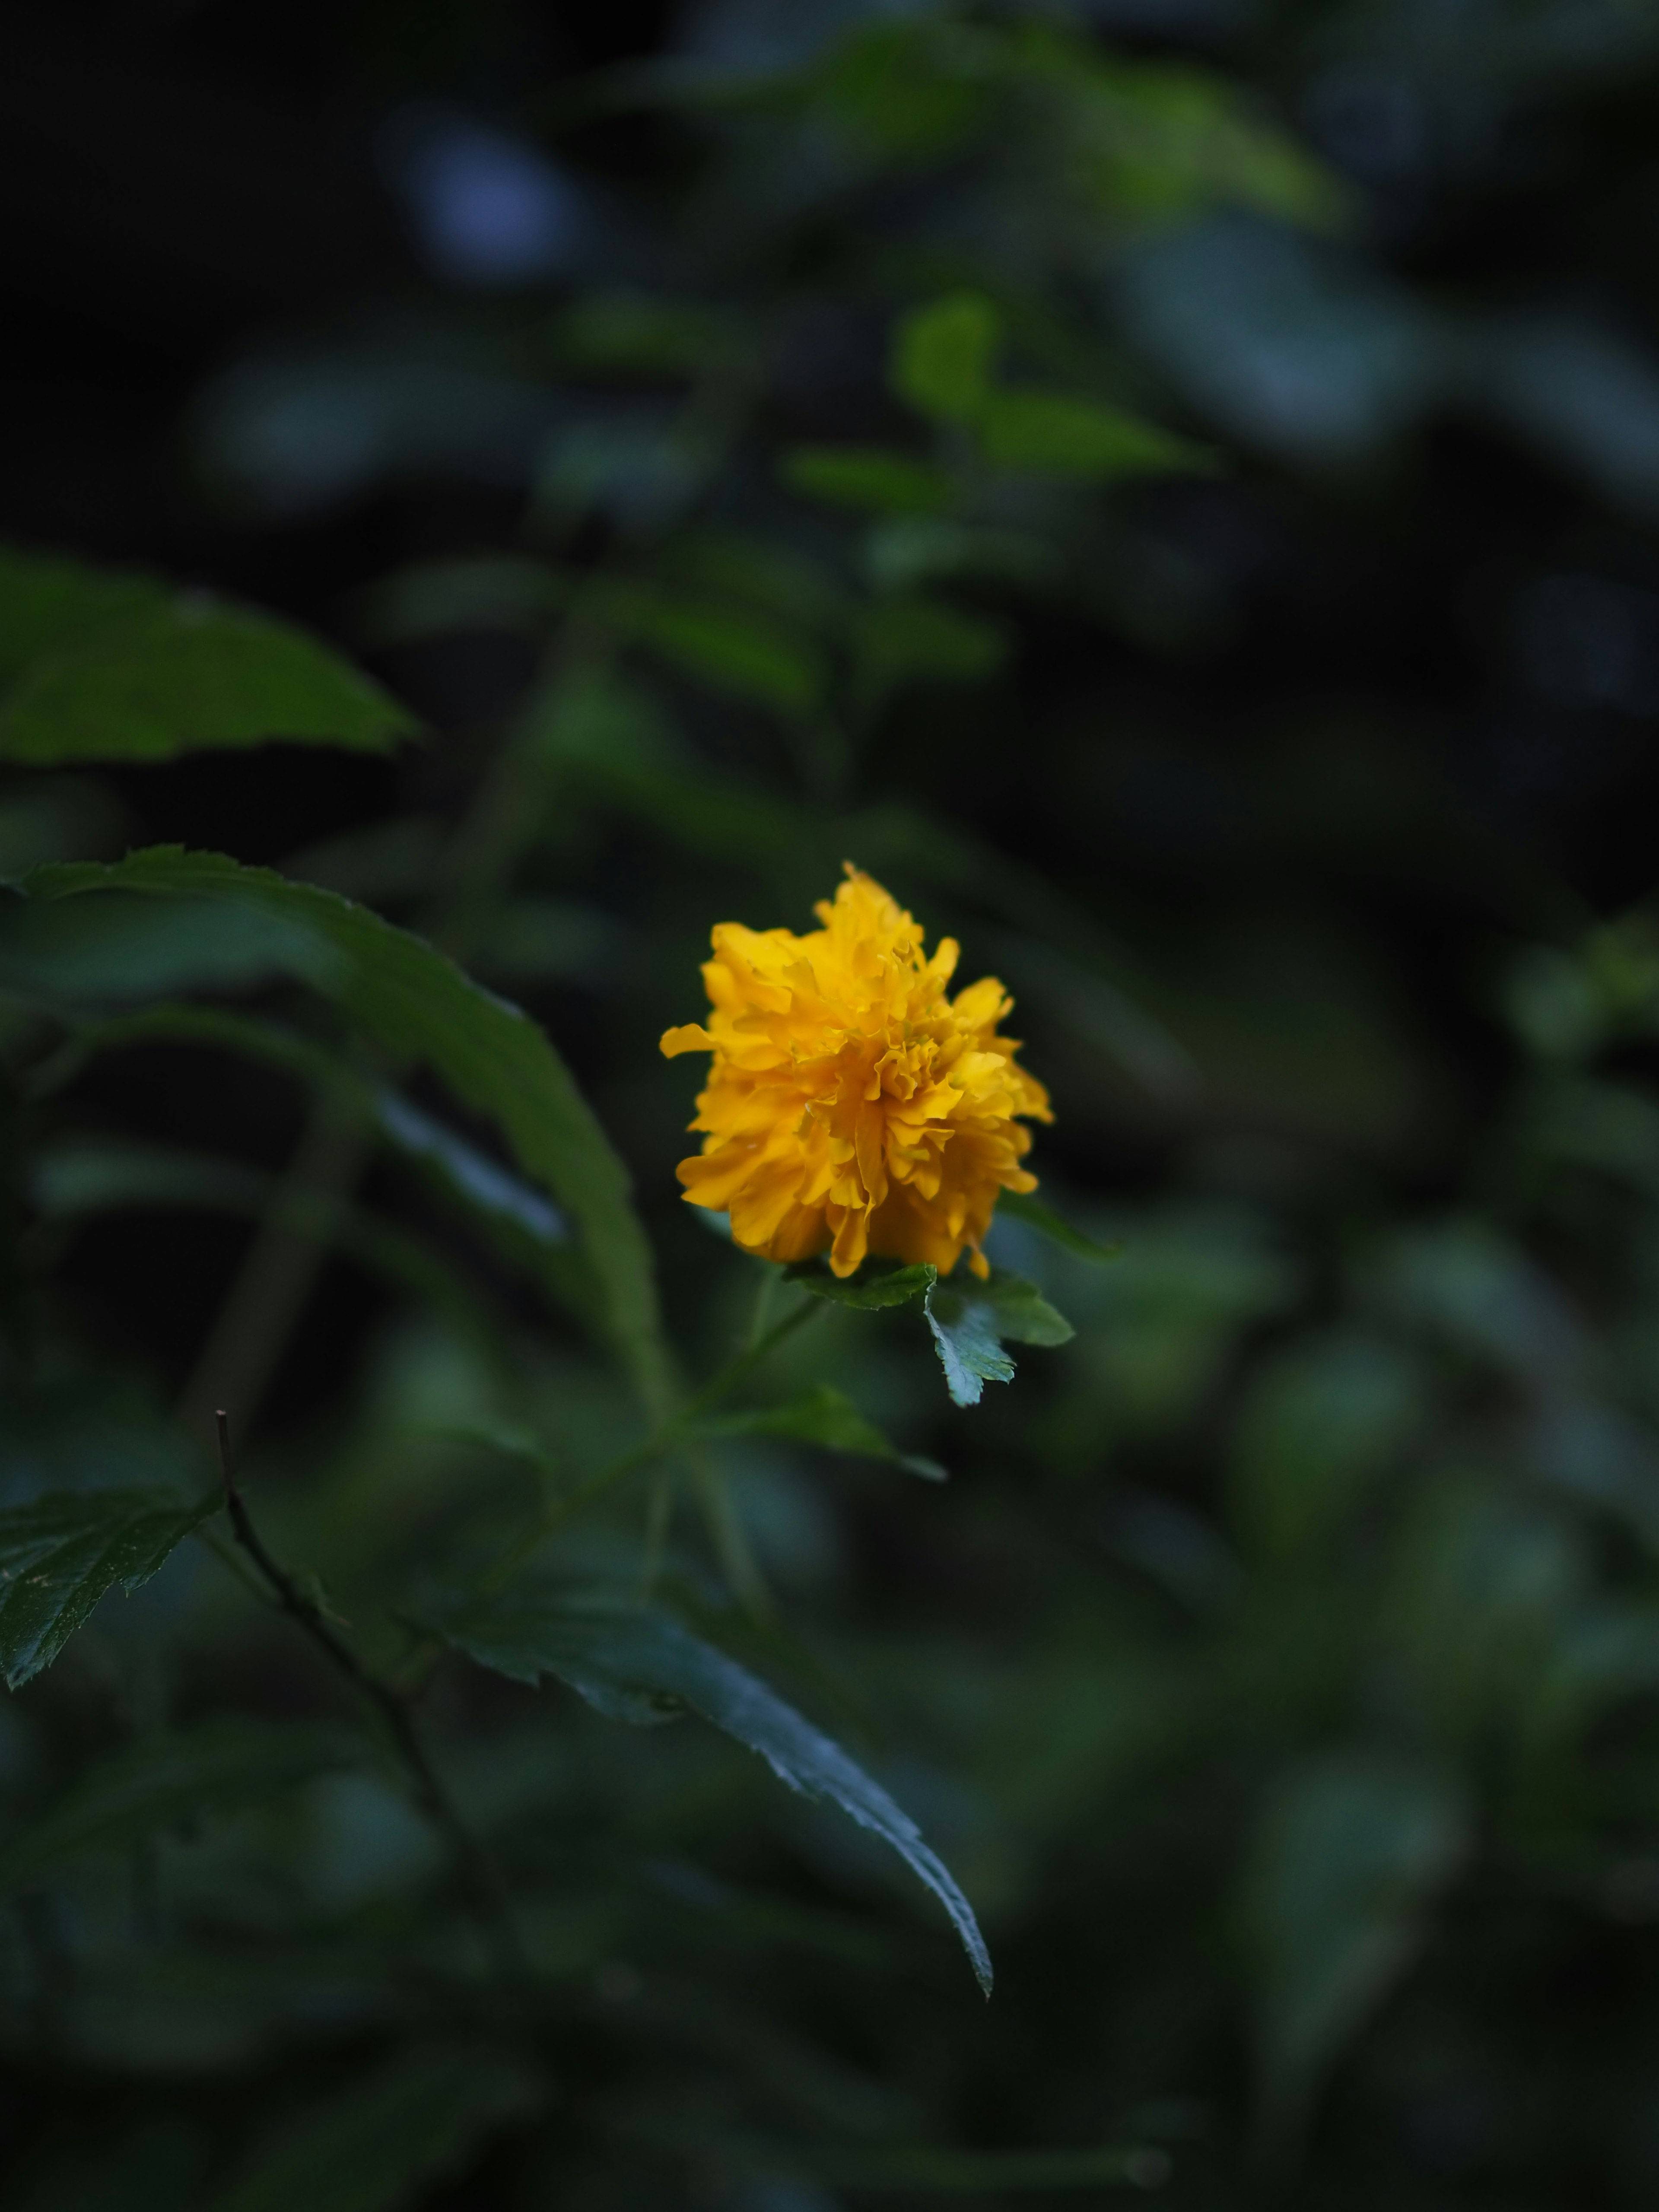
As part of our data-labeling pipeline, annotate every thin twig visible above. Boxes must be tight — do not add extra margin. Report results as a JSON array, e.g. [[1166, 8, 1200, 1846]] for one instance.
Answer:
[[214, 1411, 527, 1980]]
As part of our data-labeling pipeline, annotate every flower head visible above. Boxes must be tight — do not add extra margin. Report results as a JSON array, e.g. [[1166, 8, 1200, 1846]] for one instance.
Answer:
[[661, 868, 1052, 1278]]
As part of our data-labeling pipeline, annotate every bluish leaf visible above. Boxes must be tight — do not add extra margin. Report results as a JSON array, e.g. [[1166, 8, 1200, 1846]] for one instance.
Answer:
[[434, 1592, 993, 1994], [0, 1487, 217, 1688]]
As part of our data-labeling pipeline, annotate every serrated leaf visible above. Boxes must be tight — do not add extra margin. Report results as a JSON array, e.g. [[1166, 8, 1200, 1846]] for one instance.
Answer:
[[786, 1261, 937, 1310], [700, 1384, 946, 1481], [0, 543, 416, 765], [0, 1718, 361, 1893], [781, 445, 956, 513], [202, 2046, 540, 2212], [997, 1189, 1122, 1263], [0, 1487, 217, 1688], [976, 390, 1214, 480], [925, 1270, 1074, 1408], [892, 293, 1001, 423], [17, 850, 669, 1414], [434, 1592, 993, 1993]]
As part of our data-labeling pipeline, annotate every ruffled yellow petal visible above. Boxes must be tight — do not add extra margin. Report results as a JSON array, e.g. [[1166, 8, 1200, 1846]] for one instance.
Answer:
[[660, 867, 1051, 1278]]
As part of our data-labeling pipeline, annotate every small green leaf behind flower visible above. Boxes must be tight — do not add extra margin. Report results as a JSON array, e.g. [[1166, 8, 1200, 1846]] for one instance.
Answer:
[[699, 1384, 947, 1482], [429, 1588, 993, 1995]]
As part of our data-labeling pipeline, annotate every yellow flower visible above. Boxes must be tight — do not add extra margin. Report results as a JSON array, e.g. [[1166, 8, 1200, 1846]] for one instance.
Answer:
[[661, 868, 1052, 1279]]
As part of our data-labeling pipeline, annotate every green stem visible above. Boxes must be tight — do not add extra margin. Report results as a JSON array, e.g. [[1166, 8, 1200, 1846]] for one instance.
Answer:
[[214, 1412, 527, 1981], [482, 1289, 820, 1589]]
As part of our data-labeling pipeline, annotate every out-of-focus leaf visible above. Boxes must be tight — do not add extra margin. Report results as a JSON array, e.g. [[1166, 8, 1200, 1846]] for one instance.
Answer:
[[0, 1719, 361, 1893], [0, 544, 416, 764], [782, 446, 956, 513], [976, 390, 1214, 480], [552, 292, 736, 378], [0, 895, 334, 1007], [607, 584, 824, 713], [851, 597, 1008, 702], [925, 1270, 1074, 1408], [1243, 1754, 1467, 2139], [893, 293, 1001, 423], [18, 852, 670, 1414], [432, 1590, 993, 1993], [201, 2046, 540, 2212], [356, 556, 568, 645], [787, 1261, 937, 1310], [0, 541, 165, 683], [996, 1190, 1122, 1264], [1230, 1332, 1426, 1564], [701, 1384, 945, 1481], [0, 1487, 217, 1689]]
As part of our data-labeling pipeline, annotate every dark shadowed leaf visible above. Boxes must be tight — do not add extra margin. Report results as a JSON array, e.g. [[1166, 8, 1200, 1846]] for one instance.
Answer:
[[0, 543, 416, 764], [997, 1190, 1122, 1263], [892, 293, 1001, 423], [1243, 1754, 1467, 2141], [701, 1384, 946, 1481], [787, 1261, 937, 1311], [0, 1487, 217, 1689], [782, 446, 956, 513], [433, 1591, 993, 1993], [19, 851, 669, 1413], [0, 1718, 362, 1893], [976, 391, 1214, 480], [201, 2047, 540, 2212]]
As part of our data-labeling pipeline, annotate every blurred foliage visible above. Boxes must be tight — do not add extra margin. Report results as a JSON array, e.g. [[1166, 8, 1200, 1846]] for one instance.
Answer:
[[7, 1, 1659, 2207]]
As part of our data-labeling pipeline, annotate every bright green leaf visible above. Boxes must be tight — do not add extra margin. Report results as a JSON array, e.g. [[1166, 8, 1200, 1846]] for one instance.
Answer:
[[433, 1591, 993, 1994], [0, 1718, 362, 1894], [892, 293, 1001, 423], [0, 1487, 218, 1689], [781, 445, 956, 514]]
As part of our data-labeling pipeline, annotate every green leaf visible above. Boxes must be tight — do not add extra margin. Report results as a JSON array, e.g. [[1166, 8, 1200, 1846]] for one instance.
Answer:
[[781, 445, 956, 514], [925, 1270, 1074, 1408], [976, 391, 1214, 480], [609, 585, 824, 714], [202, 2046, 540, 2212], [852, 597, 1008, 702], [701, 1384, 946, 1481], [996, 1189, 1122, 1264], [0, 1718, 361, 1893], [0, 543, 416, 765], [892, 293, 1001, 423], [1243, 1754, 1467, 2141], [0, 896, 332, 1007], [787, 1260, 938, 1310], [0, 1487, 217, 1689], [434, 1592, 993, 1994], [18, 851, 670, 1414]]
